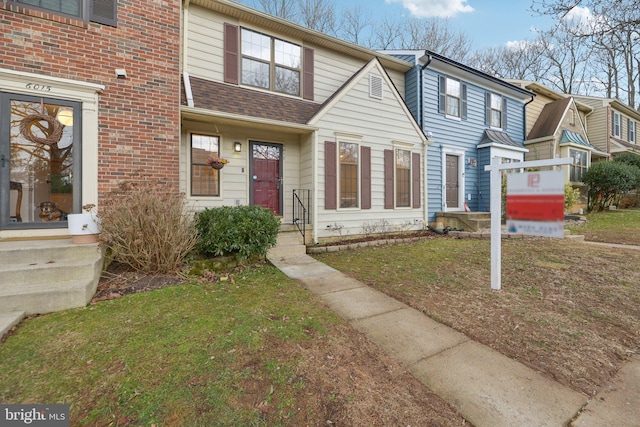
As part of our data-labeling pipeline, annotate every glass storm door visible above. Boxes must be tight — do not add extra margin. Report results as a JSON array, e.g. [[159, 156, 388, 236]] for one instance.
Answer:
[[0, 92, 81, 228], [250, 142, 283, 215]]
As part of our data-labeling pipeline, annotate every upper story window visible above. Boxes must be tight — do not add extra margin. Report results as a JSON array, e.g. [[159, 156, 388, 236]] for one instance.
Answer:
[[9, 0, 117, 26], [446, 78, 461, 117], [489, 93, 503, 128], [241, 28, 301, 96], [339, 142, 359, 208], [628, 119, 636, 143], [612, 111, 622, 138]]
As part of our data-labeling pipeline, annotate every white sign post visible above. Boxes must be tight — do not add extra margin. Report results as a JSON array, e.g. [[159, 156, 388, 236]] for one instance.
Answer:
[[485, 157, 574, 291]]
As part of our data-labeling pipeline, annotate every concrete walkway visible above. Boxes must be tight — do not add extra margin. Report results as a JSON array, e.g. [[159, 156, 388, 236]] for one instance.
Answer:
[[268, 253, 640, 427]]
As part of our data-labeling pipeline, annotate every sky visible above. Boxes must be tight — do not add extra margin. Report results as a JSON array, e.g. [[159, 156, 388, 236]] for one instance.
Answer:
[[335, 0, 558, 50]]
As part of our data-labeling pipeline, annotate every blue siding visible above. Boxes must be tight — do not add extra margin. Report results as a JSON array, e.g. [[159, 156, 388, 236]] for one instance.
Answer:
[[404, 66, 421, 125], [420, 68, 527, 222]]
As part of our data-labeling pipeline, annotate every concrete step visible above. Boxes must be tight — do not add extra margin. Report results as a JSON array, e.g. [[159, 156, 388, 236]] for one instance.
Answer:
[[0, 240, 104, 315], [268, 229, 307, 259], [0, 311, 25, 340], [0, 279, 100, 315], [0, 239, 101, 266]]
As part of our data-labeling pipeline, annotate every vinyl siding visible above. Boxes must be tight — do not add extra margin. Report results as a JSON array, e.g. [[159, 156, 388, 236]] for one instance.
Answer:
[[314, 67, 425, 239], [421, 68, 526, 221]]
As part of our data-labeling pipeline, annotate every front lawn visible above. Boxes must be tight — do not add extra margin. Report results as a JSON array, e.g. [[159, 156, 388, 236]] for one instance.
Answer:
[[313, 237, 640, 396], [569, 209, 640, 245], [0, 264, 465, 426]]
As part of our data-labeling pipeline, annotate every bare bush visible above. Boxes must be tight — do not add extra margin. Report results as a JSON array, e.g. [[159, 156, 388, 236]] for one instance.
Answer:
[[98, 179, 197, 274]]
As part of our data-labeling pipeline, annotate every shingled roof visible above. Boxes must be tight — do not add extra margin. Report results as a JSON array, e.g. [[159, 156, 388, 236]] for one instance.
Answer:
[[184, 76, 323, 125], [527, 97, 572, 140]]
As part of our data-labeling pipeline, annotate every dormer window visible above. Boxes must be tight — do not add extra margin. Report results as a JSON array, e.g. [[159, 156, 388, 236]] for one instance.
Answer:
[[241, 28, 301, 96]]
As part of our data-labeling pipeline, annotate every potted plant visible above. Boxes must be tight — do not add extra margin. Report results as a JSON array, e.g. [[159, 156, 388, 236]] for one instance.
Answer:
[[67, 204, 101, 244], [207, 156, 228, 170]]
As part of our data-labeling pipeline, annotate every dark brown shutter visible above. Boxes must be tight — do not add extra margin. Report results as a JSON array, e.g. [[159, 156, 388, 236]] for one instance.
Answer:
[[325, 141, 337, 210], [90, 0, 117, 26], [461, 83, 468, 120], [485, 92, 491, 126], [412, 152, 421, 208], [384, 149, 394, 209], [303, 47, 314, 100], [361, 146, 371, 209], [502, 97, 508, 130], [438, 75, 446, 114], [224, 23, 239, 85]]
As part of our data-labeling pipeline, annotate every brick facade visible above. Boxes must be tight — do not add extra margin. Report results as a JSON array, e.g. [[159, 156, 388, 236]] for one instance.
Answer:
[[0, 1, 181, 200]]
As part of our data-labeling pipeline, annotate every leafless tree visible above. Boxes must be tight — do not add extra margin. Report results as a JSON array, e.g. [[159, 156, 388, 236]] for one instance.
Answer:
[[399, 18, 473, 62], [253, 0, 297, 20], [338, 5, 372, 47], [298, 0, 337, 35]]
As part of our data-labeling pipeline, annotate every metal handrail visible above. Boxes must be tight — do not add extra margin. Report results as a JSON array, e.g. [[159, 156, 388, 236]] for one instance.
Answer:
[[292, 189, 311, 241]]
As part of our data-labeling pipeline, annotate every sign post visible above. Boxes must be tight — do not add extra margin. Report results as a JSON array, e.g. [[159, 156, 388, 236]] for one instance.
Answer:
[[485, 157, 574, 291]]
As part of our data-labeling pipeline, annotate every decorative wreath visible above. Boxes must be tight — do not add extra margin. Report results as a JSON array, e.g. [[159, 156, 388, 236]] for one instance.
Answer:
[[19, 113, 64, 146]]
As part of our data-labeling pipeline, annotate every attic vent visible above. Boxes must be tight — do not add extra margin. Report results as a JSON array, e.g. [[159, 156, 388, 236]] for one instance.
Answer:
[[370, 74, 383, 99]]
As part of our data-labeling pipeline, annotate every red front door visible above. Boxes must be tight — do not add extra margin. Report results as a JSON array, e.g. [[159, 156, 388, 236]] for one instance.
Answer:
[[251, 142, 282, 215]]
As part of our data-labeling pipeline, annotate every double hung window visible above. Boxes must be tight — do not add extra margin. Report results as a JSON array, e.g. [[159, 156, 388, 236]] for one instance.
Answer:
[[569, 149, 587, 182], [191, 134, 221, 197], [241, 28, 301, 96], [395, 149, 411, 207], [339, 142, 359, 208]]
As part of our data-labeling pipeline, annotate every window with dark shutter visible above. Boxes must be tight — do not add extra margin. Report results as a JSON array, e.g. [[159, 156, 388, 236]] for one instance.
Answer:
[[485, 92, 491, 126], [90, 0, 117, 26], [303, 47, 314, 101], [325, 141, 337, 210], [384, 149, 394, 209], [224, 23, 239, 85], [412, 152, 421, 208], [361, 146, 371, 209]]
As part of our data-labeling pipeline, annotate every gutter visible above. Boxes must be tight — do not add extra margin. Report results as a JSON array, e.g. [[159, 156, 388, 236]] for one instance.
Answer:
[[419, 52, 433, 130], [523, 93, 535, 141]]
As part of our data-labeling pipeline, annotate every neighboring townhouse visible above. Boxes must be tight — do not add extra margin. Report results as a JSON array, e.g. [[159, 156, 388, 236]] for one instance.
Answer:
[[572, 95, 640, 158], [1, 0, 181, 239], [181, 0, 428, 243], [385, 50, 533, 225], [507, 80, 608, 191]]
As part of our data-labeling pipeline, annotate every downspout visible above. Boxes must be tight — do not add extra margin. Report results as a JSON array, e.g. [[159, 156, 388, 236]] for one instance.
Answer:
[[182, 1, 194, 108], [420, 52, 433, 130], [523, 93, 535, 143]]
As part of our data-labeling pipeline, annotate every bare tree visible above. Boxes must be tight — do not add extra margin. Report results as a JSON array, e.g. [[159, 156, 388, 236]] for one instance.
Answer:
[[371, 16, 404, 50], [338, 5, 372, 47], [469, 35, 551, 81], [399, 18, 473, 62], [252, 0, 297, 20], [298, 0, 337, 35]]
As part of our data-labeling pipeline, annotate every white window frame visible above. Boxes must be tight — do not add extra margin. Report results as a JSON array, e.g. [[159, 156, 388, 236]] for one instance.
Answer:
[[189, 133, 222, 198], [629, 119, 636, 143], [612, 111, 622, 138], [490, 93, 503, 129], [445, 77, 461, 119], [337, 139, 360, 210]]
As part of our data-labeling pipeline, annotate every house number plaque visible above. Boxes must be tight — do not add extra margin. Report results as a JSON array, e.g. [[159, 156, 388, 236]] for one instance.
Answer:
[[25, 82, 52, 92]]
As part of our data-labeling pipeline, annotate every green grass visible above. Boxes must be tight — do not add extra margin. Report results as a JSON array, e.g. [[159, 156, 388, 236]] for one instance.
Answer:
[[569, 208, 640, 245], [0, 265, 337, 426]]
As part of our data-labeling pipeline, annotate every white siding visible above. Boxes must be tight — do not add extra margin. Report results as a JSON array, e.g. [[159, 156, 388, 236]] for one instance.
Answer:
[[314, 67, 425, 240]]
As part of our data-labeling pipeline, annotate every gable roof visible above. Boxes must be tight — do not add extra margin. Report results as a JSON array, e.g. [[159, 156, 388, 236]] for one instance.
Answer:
[[527, 98, 572, 140], [307, 57, 427, 143], [507, 79, 593, 114]]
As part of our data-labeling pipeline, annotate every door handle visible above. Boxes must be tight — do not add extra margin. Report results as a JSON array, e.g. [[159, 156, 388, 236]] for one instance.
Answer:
[[1, 154, 6, 168]]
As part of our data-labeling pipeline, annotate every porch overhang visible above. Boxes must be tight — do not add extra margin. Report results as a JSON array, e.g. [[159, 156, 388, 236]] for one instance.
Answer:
[[181, 106, 318, 135]]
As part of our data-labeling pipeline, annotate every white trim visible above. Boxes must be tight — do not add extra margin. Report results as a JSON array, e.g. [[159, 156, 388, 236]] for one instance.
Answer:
[[441, 146, 465, 212], [336, 139, 361, 211], [186, 132, 224, 200], [477, 142, 528, 153]]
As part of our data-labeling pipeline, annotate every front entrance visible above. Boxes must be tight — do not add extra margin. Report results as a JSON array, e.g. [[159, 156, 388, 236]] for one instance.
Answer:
[[0, 92, 81, 229], [445, 154, 459, 209], [250, 142, 283, 215]]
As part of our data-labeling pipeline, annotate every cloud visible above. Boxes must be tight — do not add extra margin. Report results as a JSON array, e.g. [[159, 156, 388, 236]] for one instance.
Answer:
[[385, 0, 474, 18]]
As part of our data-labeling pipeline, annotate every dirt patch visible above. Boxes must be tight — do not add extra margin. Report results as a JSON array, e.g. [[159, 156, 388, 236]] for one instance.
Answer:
[[92, 262, 186, 302]]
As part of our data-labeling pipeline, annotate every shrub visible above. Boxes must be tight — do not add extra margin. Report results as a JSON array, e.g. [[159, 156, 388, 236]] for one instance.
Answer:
[[564, 183, 580, 211], [582, 161, 639, 212], [613, 153, 640, 188], [195, 205, 280, 259], [98, 180, 198, 274]]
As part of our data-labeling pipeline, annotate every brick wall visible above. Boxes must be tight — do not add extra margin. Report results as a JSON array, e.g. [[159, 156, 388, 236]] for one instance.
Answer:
[[0, 1, 181, 200]]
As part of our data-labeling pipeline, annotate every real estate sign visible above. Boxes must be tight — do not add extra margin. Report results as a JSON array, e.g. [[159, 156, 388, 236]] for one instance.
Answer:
[[506, 170, 565, 238]]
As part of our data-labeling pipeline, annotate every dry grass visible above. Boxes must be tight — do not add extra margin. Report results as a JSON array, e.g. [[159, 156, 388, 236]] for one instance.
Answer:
[[313, 237, 640, 396]]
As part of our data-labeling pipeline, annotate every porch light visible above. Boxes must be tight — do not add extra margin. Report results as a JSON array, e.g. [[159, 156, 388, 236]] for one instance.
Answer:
[[234, 141, 242, 152]]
